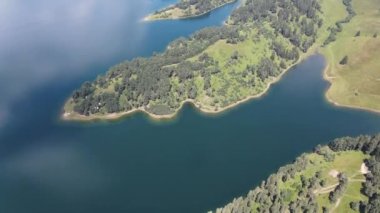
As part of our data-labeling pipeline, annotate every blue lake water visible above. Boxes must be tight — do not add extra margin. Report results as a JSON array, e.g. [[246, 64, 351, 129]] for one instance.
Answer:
[[0, 1, 380, 212]]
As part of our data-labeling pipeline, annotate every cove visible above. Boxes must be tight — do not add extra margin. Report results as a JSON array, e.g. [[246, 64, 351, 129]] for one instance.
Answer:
[[0, 1, 380, 213], [2, 55, 380, 213]]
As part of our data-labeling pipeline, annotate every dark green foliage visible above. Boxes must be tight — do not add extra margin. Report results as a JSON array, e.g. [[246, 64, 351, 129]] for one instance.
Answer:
[[188, 85, 198, 99], [73, 98, 92, 116], [328, 134, 380, 213], [72, 82, 94, 100], [340, 55, 348, 65], [257, 58, 279, 80], [176, 0, 237, 16], [215, 153, 316, 212], [329, 173, 348, 203], [101, 93, 121, 113], [215, 134, 380, 213], [350, 201, 360, 211], [148, 104, 175, 115], [229, 0, 322, 52], [70, 0, 324, 116], [314, 145, 335, 161], [366, 194, 380, 213], [230, 51, 239, 60], [322, 206, 329, 213], [323, 0, 356, 46], [114, 82, 125, 94], [273, 42, 300, 61]]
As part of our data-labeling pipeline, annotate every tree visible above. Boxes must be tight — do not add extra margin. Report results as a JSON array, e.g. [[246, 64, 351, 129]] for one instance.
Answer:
[[350, 201, 360, 211], [216, 134, 380, 213], [68, 0, 327, 117], [366, 194, 380, 213], [231, 51, 239, 60], [339, 56, 348, 65], [188, 85, 198, 99], [329, 173, 348, 203], [322, 206, 329, 213]]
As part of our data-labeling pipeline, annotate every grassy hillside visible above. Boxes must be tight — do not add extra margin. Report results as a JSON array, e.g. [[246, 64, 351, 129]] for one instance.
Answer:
[[63, 0, 380, 121], [215, 134, 380, 213], [144, 0, 237, 21], [63, 0, 328, 120], [321, 0, 380, 113]]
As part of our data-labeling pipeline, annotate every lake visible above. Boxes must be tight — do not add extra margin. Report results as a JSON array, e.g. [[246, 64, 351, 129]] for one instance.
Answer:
[[0, 1, 380, 213]]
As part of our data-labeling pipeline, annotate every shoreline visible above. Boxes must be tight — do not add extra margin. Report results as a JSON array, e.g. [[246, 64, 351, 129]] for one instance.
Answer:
[[61, 52, 310, 122], [142, 0, 238, 22], [322, 62, 380, 115], [61, 51, 380, 123]]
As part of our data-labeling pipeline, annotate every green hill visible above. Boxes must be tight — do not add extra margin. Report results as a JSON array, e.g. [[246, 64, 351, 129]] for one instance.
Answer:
[[62, 0, 380, 121]]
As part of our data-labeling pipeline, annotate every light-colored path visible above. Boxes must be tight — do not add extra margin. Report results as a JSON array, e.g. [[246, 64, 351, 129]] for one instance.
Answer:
[[313, 163, 369, 212], [331, 198, 342, 213]]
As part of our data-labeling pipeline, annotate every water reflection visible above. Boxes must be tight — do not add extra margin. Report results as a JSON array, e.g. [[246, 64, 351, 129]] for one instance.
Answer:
[[0, 0, 154, 130], [1, 1, 379, 213], [2, 142, 111, 196]]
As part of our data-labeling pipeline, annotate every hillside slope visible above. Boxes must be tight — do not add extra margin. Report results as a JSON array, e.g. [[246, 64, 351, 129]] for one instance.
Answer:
[[63, 0, 379, 121], [322, 0, 380, 113], [63, 0, 339, 120]]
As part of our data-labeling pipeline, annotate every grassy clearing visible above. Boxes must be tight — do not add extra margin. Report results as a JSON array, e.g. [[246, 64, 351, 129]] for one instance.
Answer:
[[169, 28, 275, 110], [318, 151, 368, 212], [321, 0, 380, 113], [277, 150, 368, 212]]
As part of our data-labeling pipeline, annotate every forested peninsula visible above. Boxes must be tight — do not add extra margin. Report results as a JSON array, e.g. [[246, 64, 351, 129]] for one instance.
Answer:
[[63, 0, 380, 121], [144, 0, 238, 21], [214, 134, 380, 213]]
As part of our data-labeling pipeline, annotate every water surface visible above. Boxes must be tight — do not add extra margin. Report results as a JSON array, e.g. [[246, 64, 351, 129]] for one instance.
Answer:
[[0, 1, 380, 213]]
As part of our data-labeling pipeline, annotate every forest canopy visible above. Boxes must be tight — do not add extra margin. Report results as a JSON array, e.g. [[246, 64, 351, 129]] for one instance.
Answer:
[[215, 134, 380, 213], [64, 0, 354, 119]]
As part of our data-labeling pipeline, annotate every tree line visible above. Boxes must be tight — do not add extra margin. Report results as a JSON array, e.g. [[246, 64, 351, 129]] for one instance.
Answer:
[[323, 0, 356, 46], [68, 0, 324, 116], [177, 0, 237, 15], [215, 134, 380, 213], [155, 0, 237, 17]]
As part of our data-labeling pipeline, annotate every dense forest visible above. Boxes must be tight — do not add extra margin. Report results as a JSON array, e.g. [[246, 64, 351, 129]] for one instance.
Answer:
[[175, 0, 237, 16], [214, 134, 380, 212], [64, 0, 352, 118]]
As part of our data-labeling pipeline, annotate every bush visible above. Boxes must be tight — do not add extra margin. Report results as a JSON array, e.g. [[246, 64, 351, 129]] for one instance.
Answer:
[[339, 56, 348, 65]]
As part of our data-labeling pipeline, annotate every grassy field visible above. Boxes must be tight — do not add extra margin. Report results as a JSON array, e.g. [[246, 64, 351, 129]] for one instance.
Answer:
[[278, 150, 368, 212], [163, 27, 292, 112], [316, 151, 368, 212], [320, 0, 380, 113]]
